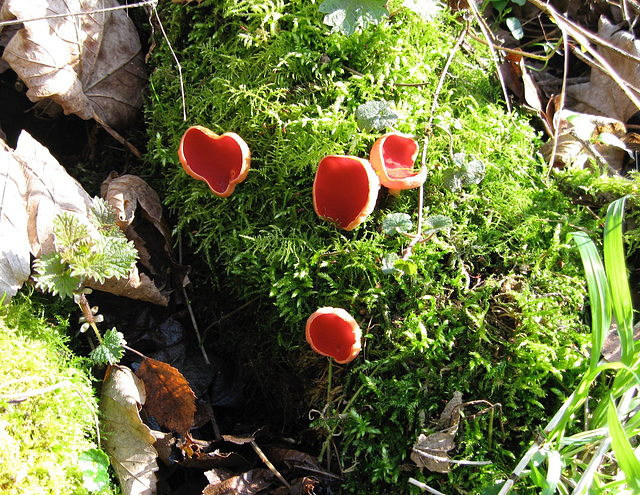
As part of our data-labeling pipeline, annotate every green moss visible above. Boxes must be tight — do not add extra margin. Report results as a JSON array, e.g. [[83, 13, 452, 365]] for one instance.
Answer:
[[144, 3, 636, 492], [0, 294, 111, 495]]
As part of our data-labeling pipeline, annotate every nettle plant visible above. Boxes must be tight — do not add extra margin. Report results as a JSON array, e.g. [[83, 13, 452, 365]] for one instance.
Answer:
[[33, 197, 138, 365]]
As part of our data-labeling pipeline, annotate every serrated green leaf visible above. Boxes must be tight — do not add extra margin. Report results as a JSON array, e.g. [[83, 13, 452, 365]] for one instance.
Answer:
[[319, 0, 388, 36], [33, 252, 81, 299], [53, 213, 91, 255], [382, 213, 413, 235], [78, 448, 110, 493], [381, 253, 400, 274], [89, 328, 126, 365], [90, 197, 118, 230], [355, 100, 399, 130], [461, 158, 486, 185], [443, 168, 462, 191]]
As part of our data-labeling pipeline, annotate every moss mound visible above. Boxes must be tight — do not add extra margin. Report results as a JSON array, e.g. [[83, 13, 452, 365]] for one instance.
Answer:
[[0, 295, 106, 495], [144, 1, 638, 492]]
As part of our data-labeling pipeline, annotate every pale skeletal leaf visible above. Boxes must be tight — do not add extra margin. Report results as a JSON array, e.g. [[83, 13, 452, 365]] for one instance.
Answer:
[[0, 0, 146, 128], [100, 365, 159, 495], [0, 139, 31, 302]]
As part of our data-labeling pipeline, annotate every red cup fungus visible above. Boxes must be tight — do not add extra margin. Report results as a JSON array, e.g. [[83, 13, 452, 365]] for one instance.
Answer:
[[178, 125, 251, 198], [369, 132, 426, 195], [312, 155, 380, 231], [305, 307, 362, 364]]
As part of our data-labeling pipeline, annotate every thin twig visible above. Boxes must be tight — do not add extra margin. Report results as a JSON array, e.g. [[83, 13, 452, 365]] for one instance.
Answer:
[[250, 440, 293, 494], [153, 6, 187, 122], [0, 0, 158, 28]]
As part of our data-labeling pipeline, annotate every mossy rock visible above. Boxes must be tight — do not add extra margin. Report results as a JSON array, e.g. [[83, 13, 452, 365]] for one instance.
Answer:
[[144, 1, 638, 491], [0, 294, 112, 495]]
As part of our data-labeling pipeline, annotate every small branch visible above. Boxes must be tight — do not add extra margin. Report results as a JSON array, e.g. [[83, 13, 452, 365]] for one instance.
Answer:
[[250, 440, 293, 494]]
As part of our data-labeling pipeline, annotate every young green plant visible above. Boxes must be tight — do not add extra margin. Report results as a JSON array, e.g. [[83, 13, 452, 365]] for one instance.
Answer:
[[32, 197, 138, 365]]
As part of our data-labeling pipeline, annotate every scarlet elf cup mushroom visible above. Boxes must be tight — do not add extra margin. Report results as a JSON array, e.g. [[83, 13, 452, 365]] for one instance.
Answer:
[[306, 307, 362, 364], [178, 125, 251, 198], [369, 132, 426, 196], [312, 155, 380, 230]]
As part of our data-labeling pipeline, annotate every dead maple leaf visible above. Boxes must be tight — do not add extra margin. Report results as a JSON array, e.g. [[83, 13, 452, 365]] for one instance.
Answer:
[[100, 364, 159, 495], [136, 357, 197, 437], [566, 18, 640, 123], [0, 0, 146, 129]]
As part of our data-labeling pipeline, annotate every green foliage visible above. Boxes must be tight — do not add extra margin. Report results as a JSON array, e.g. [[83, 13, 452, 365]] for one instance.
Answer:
[[89, 328, 126, 366], [78, 449, 111, 493], [33, 198, 138, 299], [0, 294, 115, 494], [355, 99, 400, 130], [319, 0, 388, 35], [144, 2, 638, 493]]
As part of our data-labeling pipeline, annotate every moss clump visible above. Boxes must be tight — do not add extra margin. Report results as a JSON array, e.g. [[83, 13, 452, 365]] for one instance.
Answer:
[[144, 2, 636, 492], [0, 294, 109, 495]]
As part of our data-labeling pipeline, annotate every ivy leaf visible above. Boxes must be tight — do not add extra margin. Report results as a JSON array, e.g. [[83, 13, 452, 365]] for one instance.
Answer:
[[78, 449, 111, 493], [402, 0, 441, 20], [395, 259, 418, 276], [319, 0, 388, 36], [382, 213, 413, 235], [381, 253, 400, 274], [89, 328, 126, 365], [355, 100, 400, 131], [443, 153, 486, 191], [423, 215, 452, 236]]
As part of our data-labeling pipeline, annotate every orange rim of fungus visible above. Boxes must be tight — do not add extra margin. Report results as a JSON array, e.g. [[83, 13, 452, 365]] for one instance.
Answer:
[[369, 132, 426, 195], [312, 155, 380, 231], [178, 125, 251, 198], [305, 307, 362, 364]]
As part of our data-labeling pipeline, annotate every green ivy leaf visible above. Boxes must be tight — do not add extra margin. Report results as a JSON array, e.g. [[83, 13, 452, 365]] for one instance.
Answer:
[[382, 213, 413, 235], [89, 328, 126, 365], [355, 100, 400, 131], [402, 0, 441, 20], [382, 253, 400, 274], [319, 0, 388, 36], [423, 215, 452, 236], [78, 448, 111, 493]]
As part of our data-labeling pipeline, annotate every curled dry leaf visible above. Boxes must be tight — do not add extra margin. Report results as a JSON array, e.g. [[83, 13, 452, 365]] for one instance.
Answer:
[[100, 365, 159, 495], [0, 0, 146, 128], [411, 391, 463, 473], [202, 468, 275, 495], [136, 358, 196, 437]]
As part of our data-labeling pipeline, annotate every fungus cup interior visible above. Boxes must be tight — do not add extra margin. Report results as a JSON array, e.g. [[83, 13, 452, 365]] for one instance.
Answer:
[[313, 155, 379, 231], [306, 307, 362, 364], [370, 133, 425, 193], [178, 125, 251, 197]]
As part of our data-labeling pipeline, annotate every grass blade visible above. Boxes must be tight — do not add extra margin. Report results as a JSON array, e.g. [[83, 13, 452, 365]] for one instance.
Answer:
[[607, 394, 640, 493], [570, 231, 611, 370], [603, 196, 634, 365]]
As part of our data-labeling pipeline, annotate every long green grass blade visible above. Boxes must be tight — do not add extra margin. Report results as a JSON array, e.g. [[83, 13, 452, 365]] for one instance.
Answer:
[[603, 196, 633, 365], [541, 449, 562, 495], [570, 231, 611, 370], [607, 394, 640, 493]]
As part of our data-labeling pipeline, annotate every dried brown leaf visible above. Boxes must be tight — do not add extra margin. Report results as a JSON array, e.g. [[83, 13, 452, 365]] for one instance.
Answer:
[[0, 138, 31, 302], [100, 365, 159, 495], [202, 468, 274, 495], [566, 18, 640, 123], [0, 0, 146, 128], [136, 358, 196, 437]]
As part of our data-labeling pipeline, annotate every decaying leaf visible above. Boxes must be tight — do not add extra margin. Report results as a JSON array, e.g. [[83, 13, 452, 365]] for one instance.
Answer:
[[100, 365, 159, 495], [0, 138, 31, 302], [101, 172, 189, 294], [411, 391, 462, 473], [0, 0, 147, 128], [540, 110, 630, 171], [202, 468, 275, 495], [136, 358, 196, 437], [566, 18, 640, 123]]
